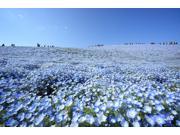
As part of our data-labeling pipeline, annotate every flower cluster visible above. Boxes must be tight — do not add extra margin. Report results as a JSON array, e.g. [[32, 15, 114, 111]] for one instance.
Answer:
[[0, 45, 179, 127]]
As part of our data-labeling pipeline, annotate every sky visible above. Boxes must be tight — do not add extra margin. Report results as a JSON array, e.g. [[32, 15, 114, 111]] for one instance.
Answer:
[[0, 8, 180, 48]]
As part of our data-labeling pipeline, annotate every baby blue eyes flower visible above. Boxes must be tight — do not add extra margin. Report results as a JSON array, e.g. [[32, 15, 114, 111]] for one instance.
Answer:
[[25, 113, 32, 119], [126, 109, 137, 119], [144, 105, 152, 113], [99, 104, 106, 111], [5, 118, 19, 127], [0, 105, 3, 111], [86, 115, 95, 124], [132, 121, 140, 127], [79, 116, 86, 123], [121, 120, 129, 127], [94, 107, 100, 113], [176, 120, 180, 127], [65, 99, 73, 106], [110, 118, 116, 124], [171, 110, 178, 116], [34, 113, 46, 125], [113, 100, 119, 108], [95, 100, 101, 107], [97, 113, 107, 123], [155, 104, 164, 112], [155, 115, 165, 126], [17, 113, 25, 121], [70, 122, 79, 127]]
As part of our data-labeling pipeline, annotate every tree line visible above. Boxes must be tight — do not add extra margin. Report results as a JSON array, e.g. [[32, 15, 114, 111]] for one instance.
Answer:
[[1, 43, 55, 47]]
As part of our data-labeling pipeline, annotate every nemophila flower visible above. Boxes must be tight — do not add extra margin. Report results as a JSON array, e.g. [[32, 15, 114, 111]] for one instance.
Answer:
[[79, 116, 86, 123], [0, 98, 6, 104], [86, 115, 95, 124], [126, 109, 137, 119], [65, 99, 73, 106], [120, 120, 129, 127], [28, 104, 37, 113], [110, 117, 116, 124], [107, 101, 113, 108], [176, 120, 180, 127], [25, 113, 32, 119], [144, 105, 152, 113], [166, 115, 174, 121], [70, 122, 79, 127], [113, 100, 119, 108], [132, 121, 140, 127], [116, 114, 124, 122], [0, 105, 3, 111], [53, 96, 58, 104], [34, 113, 46, 125], [99, 104, 106, 111], [97, 113, 107, 123], [94, 107, 100, 113], [59, 104, 65, 110], [38, 105, 45, 111], [5, 118, 19, 127], [55, 113, 63, 123], [19, 122, 27, 127], [17, 113, 25, 121], [155, 104, 164, 112], [95, 100, 101, 107], [155, 115, 165, 126], [171, 110, 178, 116]]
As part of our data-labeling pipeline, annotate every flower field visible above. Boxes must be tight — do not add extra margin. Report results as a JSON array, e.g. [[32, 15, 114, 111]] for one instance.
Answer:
[[0, 45, 179, 127]]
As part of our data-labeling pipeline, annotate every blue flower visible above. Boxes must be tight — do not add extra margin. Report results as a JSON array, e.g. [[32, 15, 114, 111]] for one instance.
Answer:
[[120, 120, 129, 127], [176, 120, 180, 127], [0, 105, 3, 111], [132, 121, 140, 127], [34, 113, 46, 125], [155, 104, 164, 112], [5, 118, 19, 127], [144, 105, 152, 113], [126, 109, 137, 119], [25, 113, 32, 119], [155, 115, 165, 126], [17, 113, 25, 121]]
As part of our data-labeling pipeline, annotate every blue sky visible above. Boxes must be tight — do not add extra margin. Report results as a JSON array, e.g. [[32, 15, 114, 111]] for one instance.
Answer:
[[0, 8, 180, 47]]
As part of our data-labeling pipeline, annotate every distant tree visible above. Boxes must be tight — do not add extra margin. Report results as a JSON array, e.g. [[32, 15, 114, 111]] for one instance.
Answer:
[[11, 44, 15, 47], [150, 42, 155, 45], [1, 44, 5, 47], [37, 43, 40, 47]]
